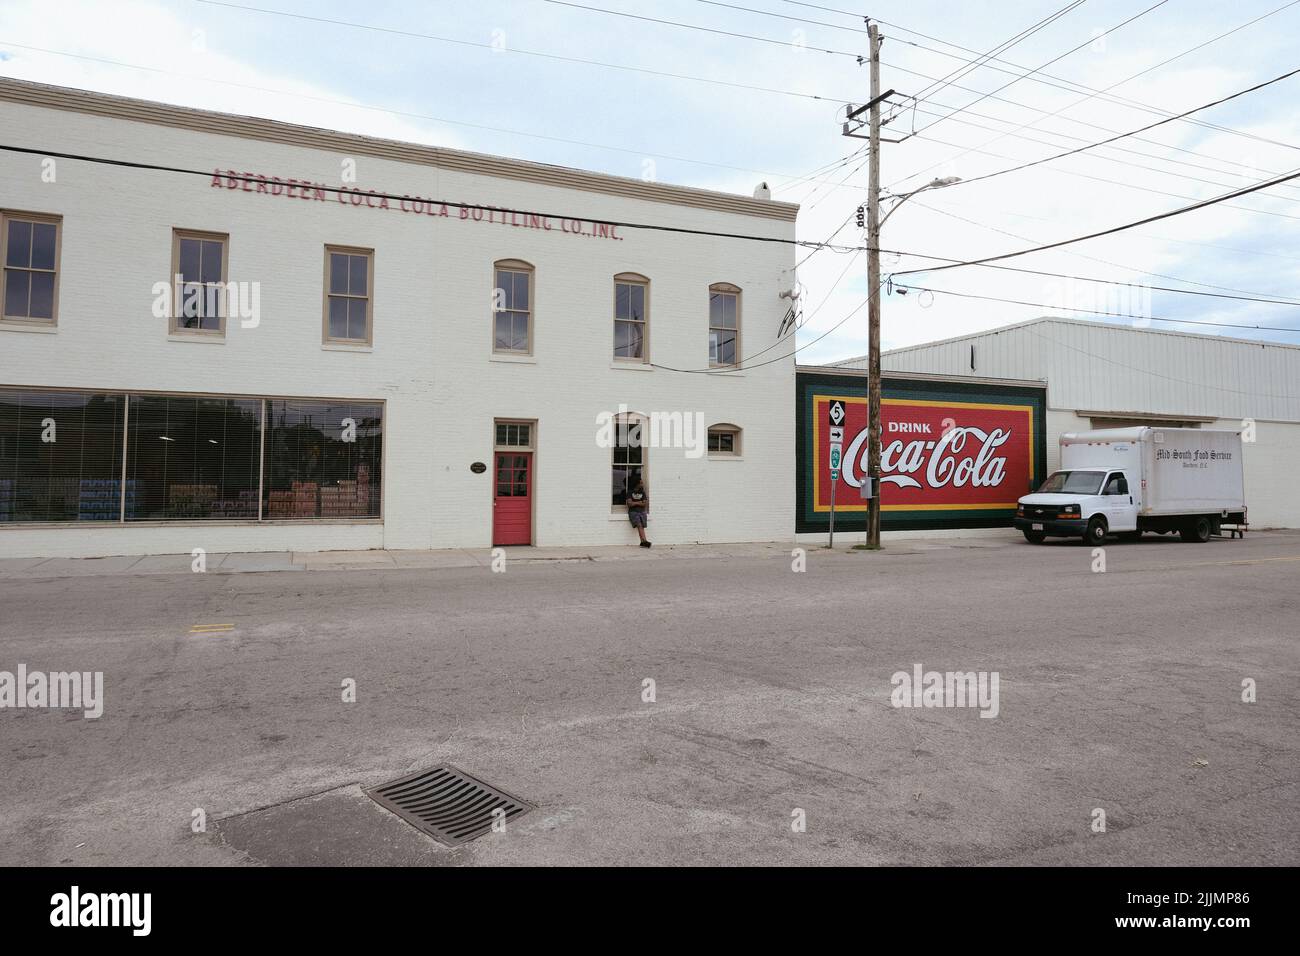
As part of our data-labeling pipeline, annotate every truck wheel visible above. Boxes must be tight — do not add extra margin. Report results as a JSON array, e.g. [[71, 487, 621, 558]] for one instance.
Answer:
[[1022, 530, 1046, 544], [1084, 516, 1108, 546], [1180, 517, 1212, 543]]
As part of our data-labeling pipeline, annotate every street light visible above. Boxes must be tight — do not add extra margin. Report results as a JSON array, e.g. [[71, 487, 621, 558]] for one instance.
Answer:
[[878, 177, 961, 229], [862, 174, 960, 551]]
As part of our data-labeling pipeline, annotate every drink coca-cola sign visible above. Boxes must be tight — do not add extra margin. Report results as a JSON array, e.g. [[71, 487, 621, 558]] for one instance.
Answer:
[[797, 373, 1046, 532]]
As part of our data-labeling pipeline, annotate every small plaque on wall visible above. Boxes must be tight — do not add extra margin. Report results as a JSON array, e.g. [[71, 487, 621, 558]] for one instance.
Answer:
[[470, 461, 487, 474]]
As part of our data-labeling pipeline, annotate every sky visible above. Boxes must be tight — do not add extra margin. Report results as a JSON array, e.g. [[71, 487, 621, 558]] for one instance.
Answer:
[[3, 0, 1300, 364]]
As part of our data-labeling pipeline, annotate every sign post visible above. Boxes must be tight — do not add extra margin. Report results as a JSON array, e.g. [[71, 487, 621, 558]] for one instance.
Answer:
[[827, 401, 846, 548]]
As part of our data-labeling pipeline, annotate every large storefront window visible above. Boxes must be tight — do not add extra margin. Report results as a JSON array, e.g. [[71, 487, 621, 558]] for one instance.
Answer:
[[264, 400, 382, 518], [126, 395, 261, 520], [0, 387, 383, 524], [0, 389, 124, 522]]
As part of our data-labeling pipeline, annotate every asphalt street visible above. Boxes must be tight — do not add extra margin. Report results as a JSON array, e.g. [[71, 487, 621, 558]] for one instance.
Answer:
[[1, 531, 1297, 866]]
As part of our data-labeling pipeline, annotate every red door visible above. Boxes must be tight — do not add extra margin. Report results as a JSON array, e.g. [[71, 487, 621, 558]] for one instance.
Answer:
[[493, 452, 532, 545]]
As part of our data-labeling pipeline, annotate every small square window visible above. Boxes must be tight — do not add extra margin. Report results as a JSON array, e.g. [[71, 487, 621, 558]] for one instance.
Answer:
[[708, 427, 741, 457]]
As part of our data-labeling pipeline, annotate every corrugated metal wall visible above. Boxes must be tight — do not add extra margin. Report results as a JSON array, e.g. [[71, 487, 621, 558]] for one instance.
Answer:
[[861, 319, 1300, 423]]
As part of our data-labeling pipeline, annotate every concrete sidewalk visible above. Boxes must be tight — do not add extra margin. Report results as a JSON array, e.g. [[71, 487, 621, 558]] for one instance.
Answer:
[[0, 531, 1024, 580]]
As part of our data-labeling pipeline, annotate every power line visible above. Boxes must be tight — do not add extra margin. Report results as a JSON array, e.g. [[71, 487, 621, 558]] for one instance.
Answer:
[[653, 282, 875, 374], [883, 251, 1300, 308], [539, 0, 866, 59], [904, 1, 1086, 107], [896, 0, 1300, 156], [910, 129, 1300, 224], [893, 3, 1300, 191], [880, 57, 1300, 191], [793, 0, 1300, 163], [917, 194, 1300, 266], [908, 0, 1171, 137], [902, 201, 1300, 303], [899, 91, 1300, 217], [891, 163, 1300, 277], [664, 248, 868, 373], [0, 143, 864, 252], [892, 283, 1300, 334], [910, 95, 1300, 199], [192, 0, 847, 104], [0, 41, 861, 192]]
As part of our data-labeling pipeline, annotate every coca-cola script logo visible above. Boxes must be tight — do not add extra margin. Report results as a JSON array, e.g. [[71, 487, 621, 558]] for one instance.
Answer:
[[813, 397, 1034, 510], [852, 424, 1011, 490]]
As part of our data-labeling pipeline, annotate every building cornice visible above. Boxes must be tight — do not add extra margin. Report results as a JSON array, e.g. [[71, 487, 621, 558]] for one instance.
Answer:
[[0, 77, 799, 223]]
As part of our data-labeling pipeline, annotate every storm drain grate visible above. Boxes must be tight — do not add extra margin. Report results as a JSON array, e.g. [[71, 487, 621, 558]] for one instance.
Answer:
[[364, 765, 533, 846]]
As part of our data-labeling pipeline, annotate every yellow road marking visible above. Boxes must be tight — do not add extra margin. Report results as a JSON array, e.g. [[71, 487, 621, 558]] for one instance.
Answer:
[[189, 623, 235, 633], [1125, 554, 1300, 573]]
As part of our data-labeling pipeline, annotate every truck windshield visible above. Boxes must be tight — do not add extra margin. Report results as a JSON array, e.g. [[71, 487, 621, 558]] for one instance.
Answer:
[[1037, 471, 1105, 494]]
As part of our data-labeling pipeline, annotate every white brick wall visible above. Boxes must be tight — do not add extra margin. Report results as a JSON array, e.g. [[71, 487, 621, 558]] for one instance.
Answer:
[[0, 96, 796, 557]]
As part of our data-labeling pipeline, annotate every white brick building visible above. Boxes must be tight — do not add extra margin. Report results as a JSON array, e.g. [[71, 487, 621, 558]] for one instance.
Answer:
[[0, 79, 797, 558]]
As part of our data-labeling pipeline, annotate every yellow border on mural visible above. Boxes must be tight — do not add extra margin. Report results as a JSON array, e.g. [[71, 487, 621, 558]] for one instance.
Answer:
[[812, 396, 1035, 513]]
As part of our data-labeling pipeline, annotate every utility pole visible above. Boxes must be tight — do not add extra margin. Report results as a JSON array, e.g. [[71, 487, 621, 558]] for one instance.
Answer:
[[865, 20, 883, 550], [841, 25, 958, 548]]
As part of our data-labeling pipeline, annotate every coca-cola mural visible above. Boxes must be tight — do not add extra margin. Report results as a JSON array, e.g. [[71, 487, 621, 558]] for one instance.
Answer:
[[796, 370, 1046, 532]]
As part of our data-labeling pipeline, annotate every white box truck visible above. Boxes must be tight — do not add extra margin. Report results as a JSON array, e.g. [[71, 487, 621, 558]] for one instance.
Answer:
[[1014, 427, 1246, 545]]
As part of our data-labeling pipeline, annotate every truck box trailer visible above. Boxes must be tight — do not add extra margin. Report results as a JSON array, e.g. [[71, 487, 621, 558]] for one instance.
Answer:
[[1013, 427, 1246, 545]]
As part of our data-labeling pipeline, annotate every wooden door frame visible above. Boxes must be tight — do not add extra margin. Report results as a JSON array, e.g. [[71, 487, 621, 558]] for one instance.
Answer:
[[491, 418, 537, 546]]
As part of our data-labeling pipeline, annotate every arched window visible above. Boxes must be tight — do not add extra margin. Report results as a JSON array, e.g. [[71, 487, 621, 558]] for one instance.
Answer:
[[708, 282, 741, 367], [707, 423, 742, 457], [613, 272, 650, 362], [493, 259, 534, 354], [611, 409, 648, 507]]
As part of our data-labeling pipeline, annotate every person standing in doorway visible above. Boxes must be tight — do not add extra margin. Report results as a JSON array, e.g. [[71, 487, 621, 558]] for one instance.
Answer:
[[627, 473, 651, 548]]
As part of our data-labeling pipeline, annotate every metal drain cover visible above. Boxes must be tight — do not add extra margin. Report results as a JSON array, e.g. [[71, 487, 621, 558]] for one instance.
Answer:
[[364, 765, 533, 846]]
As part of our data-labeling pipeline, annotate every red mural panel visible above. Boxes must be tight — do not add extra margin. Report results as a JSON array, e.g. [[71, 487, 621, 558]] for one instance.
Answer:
[[811, 396, 1036, 511]]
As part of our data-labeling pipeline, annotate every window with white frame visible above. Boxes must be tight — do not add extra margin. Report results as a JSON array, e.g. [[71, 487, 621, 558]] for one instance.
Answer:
[[324, 246, 374, 344], [708, 283, 740, 367], [611, 413, 646, 506], [2, 212, 61, 326], [613, 273, 648, 361], [708, 424, 742, 457], [495, 420, 533, 449], [171, 229, 228, 334], [493, 260, 533, 354]]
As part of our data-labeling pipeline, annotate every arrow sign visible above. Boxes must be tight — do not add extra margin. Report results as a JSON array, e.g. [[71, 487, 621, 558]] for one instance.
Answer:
[[830, 468, 839, 482], [828, 426, 844, 443], [827, 400, 846, 427]]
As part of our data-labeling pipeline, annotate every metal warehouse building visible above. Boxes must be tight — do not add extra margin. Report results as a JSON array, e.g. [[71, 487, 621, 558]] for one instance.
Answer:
[[833, 317, 1300, 529]]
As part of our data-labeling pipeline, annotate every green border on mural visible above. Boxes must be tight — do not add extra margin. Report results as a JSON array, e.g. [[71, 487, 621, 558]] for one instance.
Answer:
[[795, 370, 1047, 533]]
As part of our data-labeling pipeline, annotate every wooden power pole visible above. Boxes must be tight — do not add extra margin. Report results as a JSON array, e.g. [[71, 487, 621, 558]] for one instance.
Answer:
[[865, 21, 883, 550]]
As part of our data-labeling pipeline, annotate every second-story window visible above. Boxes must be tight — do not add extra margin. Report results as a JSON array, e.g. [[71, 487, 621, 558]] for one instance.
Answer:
[[171, 229, 228, 334], [2, 212, 61, 327], [709, 283, 740, 367], [324, 246, 373, 345], [613, 273, 649, 362], [493, 259, 533, 354]]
